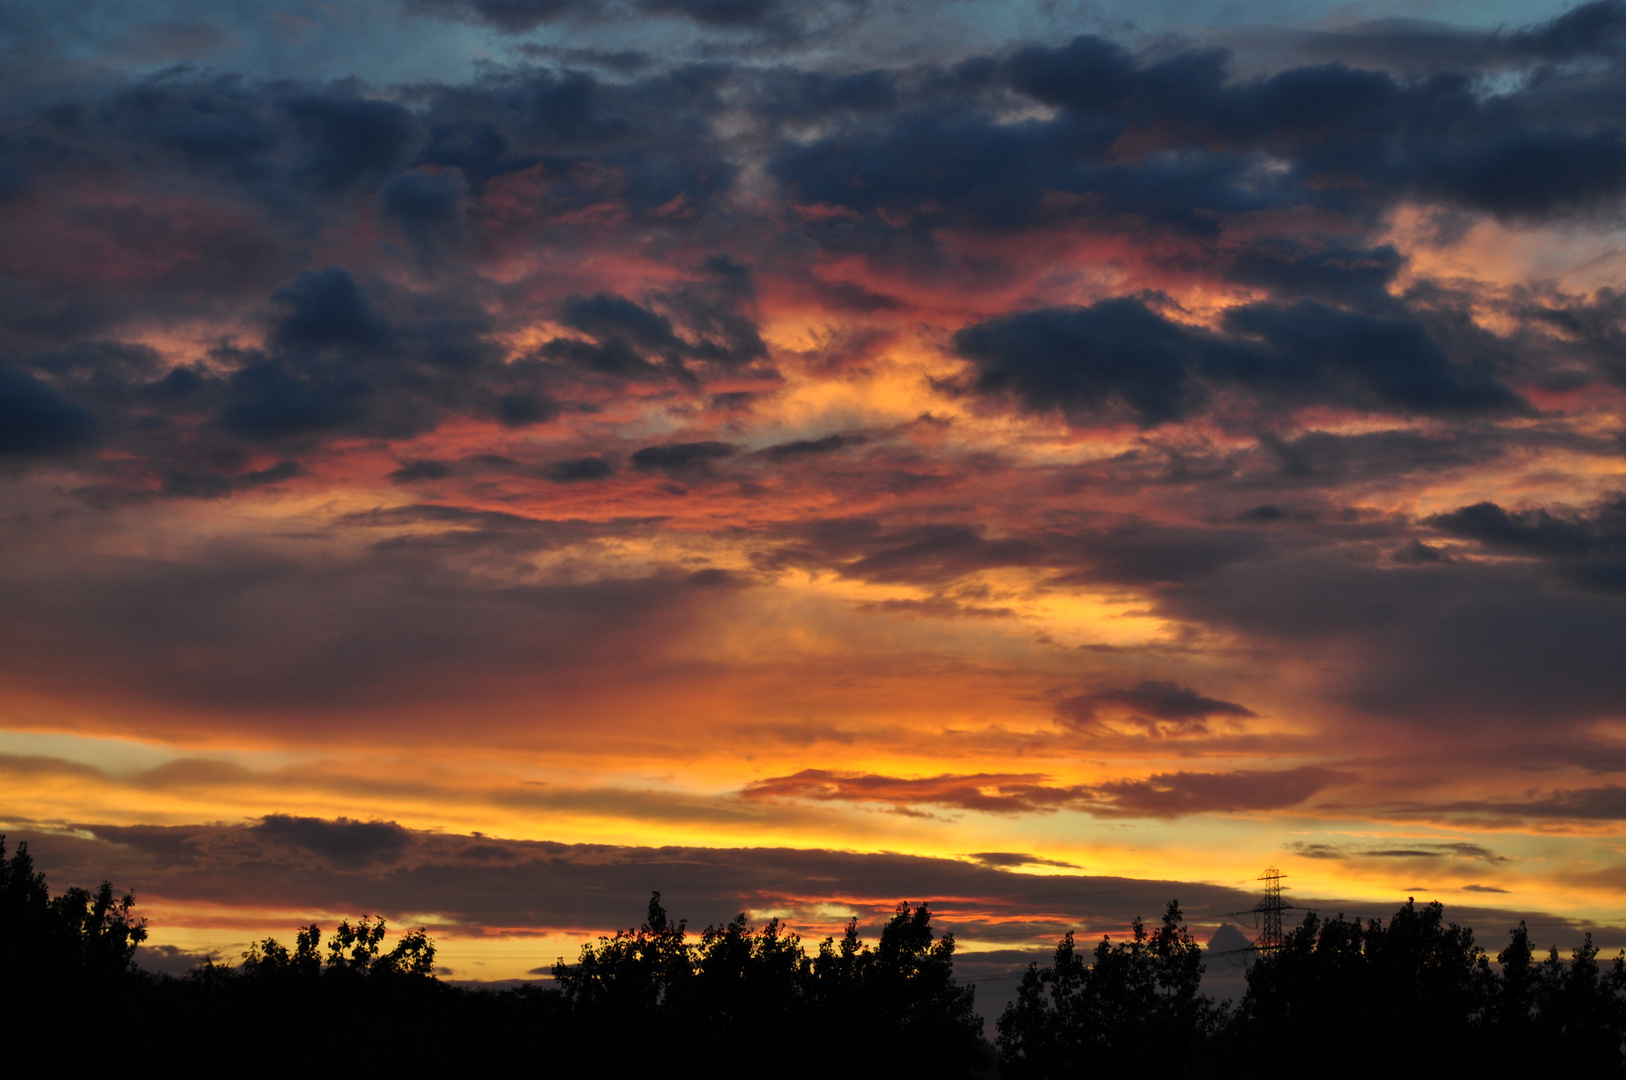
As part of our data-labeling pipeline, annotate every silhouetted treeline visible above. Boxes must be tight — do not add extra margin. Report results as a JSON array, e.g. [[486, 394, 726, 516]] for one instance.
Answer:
[[552, 892, 987, 1077], [1000, 897, 1626, 1079], [6, 834, 1626, 1078], [1229, 901, 1626, 1078], [0, 837, 985, 1077]]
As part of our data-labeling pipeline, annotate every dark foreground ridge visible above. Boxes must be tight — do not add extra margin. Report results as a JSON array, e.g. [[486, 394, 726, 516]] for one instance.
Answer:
[[3, 836, 1624, 1077]]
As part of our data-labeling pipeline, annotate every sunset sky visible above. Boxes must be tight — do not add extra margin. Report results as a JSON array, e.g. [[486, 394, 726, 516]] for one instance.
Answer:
[[3, 0, 1626, 987]]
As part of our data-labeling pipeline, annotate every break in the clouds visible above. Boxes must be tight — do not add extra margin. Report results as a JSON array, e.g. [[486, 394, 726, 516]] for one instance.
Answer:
[[2, 0, 1626, 971]]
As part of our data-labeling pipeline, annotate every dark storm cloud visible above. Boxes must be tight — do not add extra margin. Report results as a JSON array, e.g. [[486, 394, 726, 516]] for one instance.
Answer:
[[410, 0, 592, 33], [760, 433, 867, 460], [758, 516, 1264, 590], [12, 267, 525, 490], [817, 525, 1040, 586], [1088, 767, 1352, 818], [636, 0, 833, 32], [765, 21, 1626, 243], [267, 267, 398, 352], [993, 31, 1626, 222], [338, 503, 655, 555], [253, 814, 413, 863], [1295, 1, 1626, 72], [159, 459, 303, 499], [404, 63, 739, 211], [82, 78, 278, 177], [1064, 522, 1271, 588], [539, 280, 766, 381], [629, 440, 737, 474], [32, 76, 422, 206], [217, 267, 528, 441], [5, 803, 1619, 967], [2, 4, 1619, 494], [285, 94, 422, 193], [547, 455, 616, 482], [741, 766, 1344, 818], [1224, 243, 1404, 304], [560, 293, 671, 343], [0, 362, 99, 455], [857, 595, 1016, 621], [1506, 286, 1626, 383], [952, 300, 1208, 426], [0, 59, 740, 318], [389, 458, 455, 483], [743, 768, 1089, 814], [1252, 429, 1502, 487], [966, 852, 1079, 870], [1430, 498, 1626, 557], [1513, 0, 1626, 59], [1289, 840, 1509, 862], [8, 818, 1263, 942], [1429, 496, 1626, 592], [832, 526, 1037, 586], [0, 532, 737, 717], [5, 261, 588, 495], [1155, 550, 1626, 727], [381, 166, 468, 252], [26, 340, 169, 396], [542, 295, 681, 379], [1436, 786, 1626, 822], [1216, 302, 1524, 415], [1057, 681, 1255, 733], [1415, 129, 1626, 220], [414, 0, 864, 41], [6, 4, 1624, 284], [754, 67, 897, 123], [497, 391, 560, 426], [950, 297, 1524, 428], [769, 110, 1262, 234]]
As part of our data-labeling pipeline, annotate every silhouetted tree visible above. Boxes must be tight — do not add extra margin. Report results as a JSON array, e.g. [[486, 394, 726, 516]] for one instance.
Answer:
[[0, 836, 150, 1068], [997, 900, 1217, 1078], [233, 916, 435, 984], [551, 894, 987, 1078], [240, 923, 324, 979], [150, 915, 448, 1075], [1237, 899, 1500, 1077], [0, 835, 147, 988], [553, 890, 693, 1015], [1524, 931, 1626, 1072], [0, 836, 54, 982], [691, 911, 805, 1021], [807, 901, 987, 1077]]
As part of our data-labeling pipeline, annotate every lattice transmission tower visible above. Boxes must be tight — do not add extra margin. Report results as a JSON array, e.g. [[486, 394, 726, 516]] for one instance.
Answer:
[[1253, 866, 1288, 951]]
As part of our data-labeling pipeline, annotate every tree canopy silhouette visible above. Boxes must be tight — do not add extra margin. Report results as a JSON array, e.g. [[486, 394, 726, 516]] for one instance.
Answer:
[[998, 900, 1219, 1079], [1, 835, 147, 989], [998, 894, 1626, 1079], [554, 892, 987, 1078], [7, 834, 1626, 1078]]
